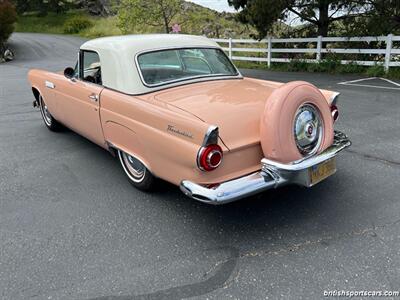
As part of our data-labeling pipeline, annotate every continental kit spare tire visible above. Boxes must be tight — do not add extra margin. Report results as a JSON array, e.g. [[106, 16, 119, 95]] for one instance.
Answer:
[[260, 81, 334, 163]]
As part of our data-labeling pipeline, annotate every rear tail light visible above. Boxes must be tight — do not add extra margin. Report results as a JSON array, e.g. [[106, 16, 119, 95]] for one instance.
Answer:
[[197, 144, 223, 171], [331, 104, 339, 122]]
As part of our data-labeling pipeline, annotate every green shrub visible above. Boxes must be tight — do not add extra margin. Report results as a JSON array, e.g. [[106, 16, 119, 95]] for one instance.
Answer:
[[387, 67, 400, 80], [234, 61, 265, 70], [219, 57, 399, 81], [306, 63, 323, 73], [317, 57, 340, 73], [337, 62, 365, 74], [63, 16, 93, 34], [0, 0, 17, 51], [366, 64, 385, 77], [287, 60, 309, 72]]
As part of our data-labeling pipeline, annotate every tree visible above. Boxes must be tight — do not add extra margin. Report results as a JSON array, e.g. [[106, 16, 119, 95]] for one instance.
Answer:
[[331, 0, 399, 36], [12, 0, 76, 15], [228, 0, 367, 38], [0, 0, 17, 53], [370, 0, 400, 34], [118, 0, 182, 34], [13, 0, 30, 13], [356, 0, 399, 35]]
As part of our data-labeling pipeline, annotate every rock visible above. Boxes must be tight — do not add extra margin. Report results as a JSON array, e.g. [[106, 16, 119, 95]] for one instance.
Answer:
[[4, 49, 14, 62], [83, 0, 114, 16]]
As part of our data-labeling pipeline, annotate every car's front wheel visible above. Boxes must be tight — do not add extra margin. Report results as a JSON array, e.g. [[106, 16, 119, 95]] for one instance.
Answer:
[[117, 150, 155, 191], [38, 94, 62, 131]]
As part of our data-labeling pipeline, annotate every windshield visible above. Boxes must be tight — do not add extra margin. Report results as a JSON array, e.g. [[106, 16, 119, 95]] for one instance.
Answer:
[[137, 48, 238, 86]]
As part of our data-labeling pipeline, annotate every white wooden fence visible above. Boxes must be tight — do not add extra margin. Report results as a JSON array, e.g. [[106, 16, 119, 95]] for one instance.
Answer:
[[211, 34, 400, 71]]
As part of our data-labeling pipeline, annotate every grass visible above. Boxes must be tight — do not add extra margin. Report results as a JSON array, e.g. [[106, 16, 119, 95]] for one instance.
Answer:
[[15, 11, 75, 34], [79, 16, 122, 38], [15, 11, 122, 38], [235, 60, 400, 80]]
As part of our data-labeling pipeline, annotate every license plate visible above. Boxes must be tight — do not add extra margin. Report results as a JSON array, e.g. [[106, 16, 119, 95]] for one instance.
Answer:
[[309, 158, 336, 186]]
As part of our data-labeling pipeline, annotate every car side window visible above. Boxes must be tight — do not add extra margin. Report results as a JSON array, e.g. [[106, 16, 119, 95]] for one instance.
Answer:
[[82, 51, 102, 85]]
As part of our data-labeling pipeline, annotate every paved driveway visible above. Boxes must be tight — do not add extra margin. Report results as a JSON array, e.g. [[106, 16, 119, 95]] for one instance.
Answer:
[[1, 33, 400, 299]]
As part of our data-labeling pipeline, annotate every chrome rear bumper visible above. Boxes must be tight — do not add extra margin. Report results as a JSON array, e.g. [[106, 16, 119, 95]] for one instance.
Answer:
[[180, 131, 351, 205]]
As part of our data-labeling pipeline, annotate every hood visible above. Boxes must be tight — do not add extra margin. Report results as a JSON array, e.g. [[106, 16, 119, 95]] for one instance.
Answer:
[[154, 78, 283, 150]]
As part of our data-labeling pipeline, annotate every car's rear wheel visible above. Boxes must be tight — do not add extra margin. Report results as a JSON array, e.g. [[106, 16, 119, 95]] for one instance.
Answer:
[[38, 94, 62, 131], [117, 150, 155, 191]]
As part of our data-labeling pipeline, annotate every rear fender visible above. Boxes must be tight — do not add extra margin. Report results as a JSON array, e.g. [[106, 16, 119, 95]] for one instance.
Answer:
[[103, 121, 150, 170], [99, 88, 212, 183], [319, 89, 340, 106]]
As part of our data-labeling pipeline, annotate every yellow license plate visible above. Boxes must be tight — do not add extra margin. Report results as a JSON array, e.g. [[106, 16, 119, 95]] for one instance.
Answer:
[[309, 158, 336, 185]]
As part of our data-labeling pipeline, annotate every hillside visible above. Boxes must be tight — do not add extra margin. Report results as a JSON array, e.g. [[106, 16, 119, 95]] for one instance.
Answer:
[[179, 1, 256, 38], [15, 1, 257, 39]]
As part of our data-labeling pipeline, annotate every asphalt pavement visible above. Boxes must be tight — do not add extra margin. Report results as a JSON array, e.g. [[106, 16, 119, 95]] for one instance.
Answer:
[[1, 33, 400, 300]]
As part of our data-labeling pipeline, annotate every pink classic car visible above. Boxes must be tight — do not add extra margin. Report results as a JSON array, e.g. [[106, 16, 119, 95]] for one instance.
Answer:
[[28, 34, 351, 204]]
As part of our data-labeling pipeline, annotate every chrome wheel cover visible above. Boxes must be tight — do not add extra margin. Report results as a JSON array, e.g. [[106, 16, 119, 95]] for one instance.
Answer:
[[39, 95, 52, 126], [119, 151, 146, 183], [294, 104, 323, 156]]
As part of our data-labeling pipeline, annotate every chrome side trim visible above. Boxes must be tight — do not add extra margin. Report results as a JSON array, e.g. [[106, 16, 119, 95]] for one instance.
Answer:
[[180, 130, 351, 205]]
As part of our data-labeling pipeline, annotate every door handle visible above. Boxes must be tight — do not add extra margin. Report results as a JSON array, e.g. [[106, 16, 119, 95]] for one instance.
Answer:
[[89, 94, 98, 102], [45, 81, 55, 89]]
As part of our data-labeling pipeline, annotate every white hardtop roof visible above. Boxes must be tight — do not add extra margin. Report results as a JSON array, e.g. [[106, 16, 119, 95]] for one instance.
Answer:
[[81, 34, 219, 54], [80, 34, 239, 94]]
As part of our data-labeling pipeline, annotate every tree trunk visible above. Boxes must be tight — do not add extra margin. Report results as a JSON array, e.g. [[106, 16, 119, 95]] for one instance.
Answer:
[[317, 22, 329, 37], [162, 13, 169, 33], [317, 1, 329, 37], [164, 20, 170, 33]]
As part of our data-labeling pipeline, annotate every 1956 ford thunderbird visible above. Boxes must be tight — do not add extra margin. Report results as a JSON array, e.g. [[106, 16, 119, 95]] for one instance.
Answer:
[[28, 34, 351, 204]]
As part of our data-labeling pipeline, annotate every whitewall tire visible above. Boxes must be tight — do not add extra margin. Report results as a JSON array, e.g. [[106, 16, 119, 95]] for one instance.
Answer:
[[38, 95, 62, 131], [117, 150, 155, 191]]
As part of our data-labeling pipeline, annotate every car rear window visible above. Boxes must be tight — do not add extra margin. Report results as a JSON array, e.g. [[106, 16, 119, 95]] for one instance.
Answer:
[[137, 48, 238, 86]]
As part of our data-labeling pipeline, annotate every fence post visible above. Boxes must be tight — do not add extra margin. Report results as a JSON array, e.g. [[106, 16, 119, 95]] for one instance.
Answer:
[[316, 35, 322, 61], [228, 38, 233, 59], [267, 36, 272, 68], [384, 34, 393, 72]]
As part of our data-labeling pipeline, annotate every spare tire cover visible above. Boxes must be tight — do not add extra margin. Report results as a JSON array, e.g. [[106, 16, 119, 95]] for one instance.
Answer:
[[260, 81, 334, 163]]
